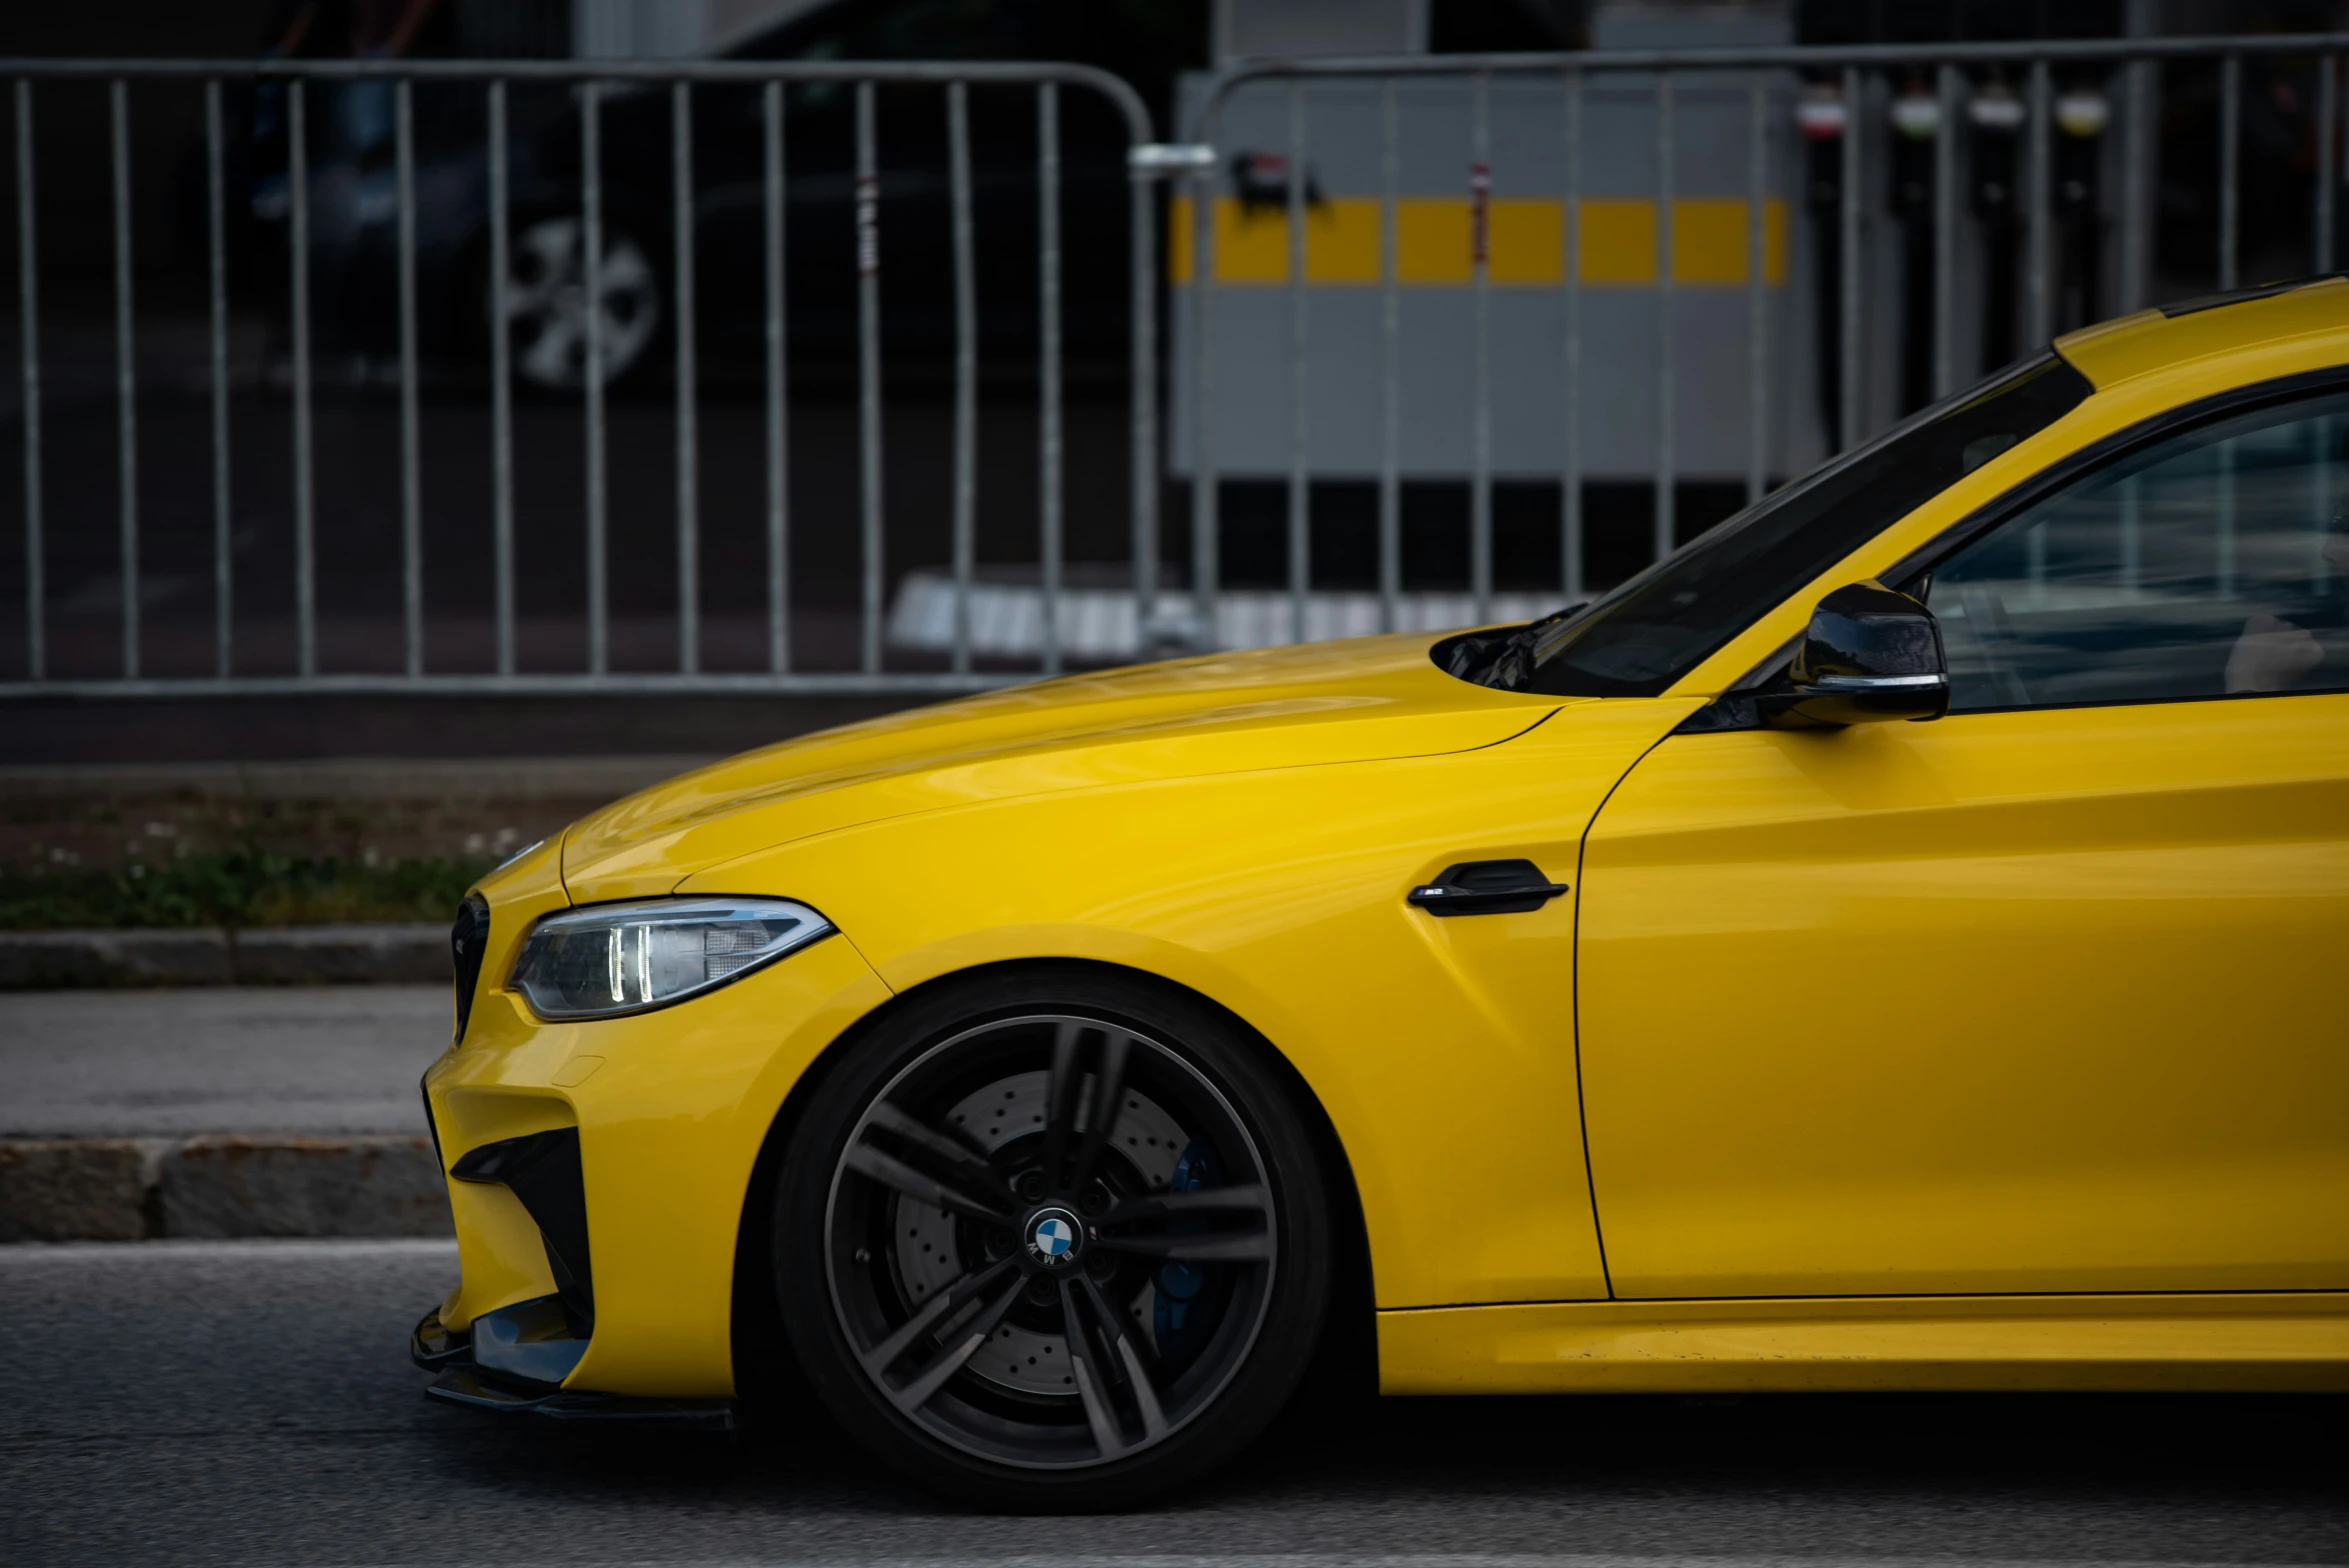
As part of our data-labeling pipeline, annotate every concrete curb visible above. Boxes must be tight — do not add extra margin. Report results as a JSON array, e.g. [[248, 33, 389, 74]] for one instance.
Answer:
[[0, 1136, 451, 1242], [0, 925, 446, 988]]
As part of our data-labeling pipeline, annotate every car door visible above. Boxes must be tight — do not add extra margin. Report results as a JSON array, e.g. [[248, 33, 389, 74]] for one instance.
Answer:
[[1577, 380, 2349, 1300]]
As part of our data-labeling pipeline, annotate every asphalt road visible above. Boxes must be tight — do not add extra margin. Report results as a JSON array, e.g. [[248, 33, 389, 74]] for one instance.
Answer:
[[2, 1241, 2344, 1567], [0, 987, 445, 1138]]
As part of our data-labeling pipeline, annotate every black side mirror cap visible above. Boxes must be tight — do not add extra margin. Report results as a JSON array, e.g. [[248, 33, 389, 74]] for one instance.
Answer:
[[1762, 579, 1949, 728]]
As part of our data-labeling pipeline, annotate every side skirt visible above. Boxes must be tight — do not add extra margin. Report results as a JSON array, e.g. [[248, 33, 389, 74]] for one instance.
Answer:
[[1378, 1292, 2349, 1394]]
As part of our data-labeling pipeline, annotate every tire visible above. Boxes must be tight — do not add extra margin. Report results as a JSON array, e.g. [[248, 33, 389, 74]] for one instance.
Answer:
[[774, 966, 1332, 1510], [494, 211, 663, 392]]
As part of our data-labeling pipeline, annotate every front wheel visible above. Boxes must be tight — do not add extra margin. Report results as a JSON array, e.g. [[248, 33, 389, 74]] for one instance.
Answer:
[[774, 969, 1332, 1510]]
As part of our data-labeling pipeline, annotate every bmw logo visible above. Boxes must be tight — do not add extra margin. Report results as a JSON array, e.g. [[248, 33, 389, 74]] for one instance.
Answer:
[[1024, 1207, 1084, 1267]]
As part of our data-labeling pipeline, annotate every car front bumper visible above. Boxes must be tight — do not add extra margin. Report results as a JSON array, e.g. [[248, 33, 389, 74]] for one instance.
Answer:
[[421, 927, 891, 1401]]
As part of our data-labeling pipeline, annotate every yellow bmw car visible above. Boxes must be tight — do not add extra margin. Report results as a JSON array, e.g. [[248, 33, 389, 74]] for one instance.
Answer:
[[418, 280, 2349, 1507]]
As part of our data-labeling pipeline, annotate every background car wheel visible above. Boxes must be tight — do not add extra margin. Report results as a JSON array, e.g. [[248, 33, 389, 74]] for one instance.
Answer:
[[496, 213, 662, 392], [775, 967, 1332, 1510]]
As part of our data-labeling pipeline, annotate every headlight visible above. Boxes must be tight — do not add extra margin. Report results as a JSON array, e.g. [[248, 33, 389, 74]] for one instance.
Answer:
[[508, 897, 833, 1021]]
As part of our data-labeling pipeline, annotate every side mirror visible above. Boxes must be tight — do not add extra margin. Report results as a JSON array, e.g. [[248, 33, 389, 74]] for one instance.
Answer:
[[1763, 580, 1949, 728]]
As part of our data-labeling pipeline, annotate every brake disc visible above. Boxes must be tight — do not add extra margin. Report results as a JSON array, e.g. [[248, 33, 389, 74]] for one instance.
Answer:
[[892, 1068, 1189, 1397]]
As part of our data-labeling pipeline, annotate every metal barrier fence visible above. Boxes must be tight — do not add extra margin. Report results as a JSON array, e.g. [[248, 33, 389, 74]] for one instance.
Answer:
[[9, 36, 2349, 700], [1180, 32, 2349, 638], [0, 55, 1165, 697]]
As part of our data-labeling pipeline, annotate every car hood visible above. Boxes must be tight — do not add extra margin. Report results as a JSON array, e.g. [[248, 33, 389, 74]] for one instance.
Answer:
[[560, 634, 1562, 899]]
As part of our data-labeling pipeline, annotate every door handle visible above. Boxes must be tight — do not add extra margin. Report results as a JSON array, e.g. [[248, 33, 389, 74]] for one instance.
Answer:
[[1407, 860, 1570, 917]]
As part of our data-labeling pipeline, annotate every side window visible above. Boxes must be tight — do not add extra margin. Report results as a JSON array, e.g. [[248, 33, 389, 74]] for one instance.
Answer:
[[1926, 390, 2349, 711]]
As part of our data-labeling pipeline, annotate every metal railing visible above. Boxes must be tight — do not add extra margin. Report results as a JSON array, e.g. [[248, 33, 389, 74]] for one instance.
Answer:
[[0, 55, 1163, 697], [9, 37, 2349, 701], [1181, 33, 2349, 635]]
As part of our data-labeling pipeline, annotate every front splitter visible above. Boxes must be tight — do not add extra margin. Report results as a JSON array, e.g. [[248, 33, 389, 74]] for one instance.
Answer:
[[414, 1302, 734, 1430], [424, 1365, 735, 1429]]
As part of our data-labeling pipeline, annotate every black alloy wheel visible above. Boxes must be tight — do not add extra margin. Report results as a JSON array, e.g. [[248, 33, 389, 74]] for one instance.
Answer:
[[775, 969, 1332, 1509]]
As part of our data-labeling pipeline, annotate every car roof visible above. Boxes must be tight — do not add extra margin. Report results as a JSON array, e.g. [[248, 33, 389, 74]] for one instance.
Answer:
[[2055, 273, 2349, 389]]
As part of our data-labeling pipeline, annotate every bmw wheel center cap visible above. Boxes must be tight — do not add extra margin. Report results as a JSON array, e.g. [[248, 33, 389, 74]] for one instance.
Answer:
[[1025, 1206, 1085, 1268]]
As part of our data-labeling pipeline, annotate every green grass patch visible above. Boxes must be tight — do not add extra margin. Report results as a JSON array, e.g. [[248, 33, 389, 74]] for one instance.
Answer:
[[0, 853, 497, 930]]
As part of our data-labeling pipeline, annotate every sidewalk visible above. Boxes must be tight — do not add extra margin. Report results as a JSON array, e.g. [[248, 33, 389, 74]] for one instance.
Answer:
[[0, 987, 453, 1241]]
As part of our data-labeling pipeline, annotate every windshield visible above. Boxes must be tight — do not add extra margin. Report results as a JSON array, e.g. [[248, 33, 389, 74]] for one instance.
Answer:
[[1483, 353, 2093, 698]]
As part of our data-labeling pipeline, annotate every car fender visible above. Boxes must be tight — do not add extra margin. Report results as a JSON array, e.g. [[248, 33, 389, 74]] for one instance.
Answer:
[[679, 696, 1697, 1310]]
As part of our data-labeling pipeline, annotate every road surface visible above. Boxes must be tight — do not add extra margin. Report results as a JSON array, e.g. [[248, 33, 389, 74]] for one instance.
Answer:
[[0, 986, 444, 1138], [1, 1239, 2343, 1566]]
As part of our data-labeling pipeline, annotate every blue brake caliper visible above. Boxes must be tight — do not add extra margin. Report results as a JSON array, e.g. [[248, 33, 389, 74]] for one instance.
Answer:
[[1153, 1141, 1213, 1371]]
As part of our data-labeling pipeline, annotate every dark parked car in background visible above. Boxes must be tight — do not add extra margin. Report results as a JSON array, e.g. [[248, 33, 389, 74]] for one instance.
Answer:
[[215, 0, 1204, 391]]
